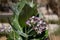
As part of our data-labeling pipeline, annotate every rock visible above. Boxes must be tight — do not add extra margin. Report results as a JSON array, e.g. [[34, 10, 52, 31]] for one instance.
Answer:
[[37, 7, 48, 15], [38, 6, 53, 15], [48, 24, 59, 34], [44, 14, 59, 21]]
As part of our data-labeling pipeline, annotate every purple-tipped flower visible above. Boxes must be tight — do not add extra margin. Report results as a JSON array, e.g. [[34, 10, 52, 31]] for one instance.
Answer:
[[5, 25, 13, 33], [26, 16, 47, 34], [26, 20, 31, 26], [0, 24, 12, 33], [0, 28, 4, 32]]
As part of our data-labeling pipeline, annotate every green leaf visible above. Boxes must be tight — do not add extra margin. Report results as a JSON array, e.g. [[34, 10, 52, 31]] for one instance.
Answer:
[[45, 30, 48, 37], [12, 16, 22, 31], [9, 0, 29, 38], [11, 16, 28, 38], [19, 4, 37, 27]]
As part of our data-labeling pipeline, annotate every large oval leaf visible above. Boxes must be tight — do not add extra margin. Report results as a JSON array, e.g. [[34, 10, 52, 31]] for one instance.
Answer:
[[19, 4, 38, 27]]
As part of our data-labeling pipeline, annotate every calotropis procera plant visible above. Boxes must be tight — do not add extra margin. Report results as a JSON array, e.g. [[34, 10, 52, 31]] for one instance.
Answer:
[[7, 0, 48, 40]]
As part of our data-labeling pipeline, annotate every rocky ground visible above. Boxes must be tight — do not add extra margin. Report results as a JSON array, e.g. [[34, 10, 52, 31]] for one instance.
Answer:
[[0, 36, 7, 40]]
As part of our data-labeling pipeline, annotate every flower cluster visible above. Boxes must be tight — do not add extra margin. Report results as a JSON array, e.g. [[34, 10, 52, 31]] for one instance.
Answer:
[[26, 16, 47, 34], [0, 23, 12, 33]]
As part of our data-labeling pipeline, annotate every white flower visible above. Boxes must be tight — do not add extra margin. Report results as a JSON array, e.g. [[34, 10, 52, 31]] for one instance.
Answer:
[[31, 19, 34, 23], [38, 20, 43, 24], [43, 22, 46, 24], [26, 16, 47, 34], [32, 16, 35, 18], [34, 27, 38, 30], [37, 23, 40, 26], [46, 27, 48, 30], [37, 31, 41, 34], [4, 26, 7, 29]]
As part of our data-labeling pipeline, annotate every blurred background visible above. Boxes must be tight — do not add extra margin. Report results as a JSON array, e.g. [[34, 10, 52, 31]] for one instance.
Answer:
[[0, 0, 60, 40]]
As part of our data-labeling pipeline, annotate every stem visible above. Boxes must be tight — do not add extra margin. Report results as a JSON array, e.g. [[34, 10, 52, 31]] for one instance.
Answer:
[[28, 25, 34, 33], [25, 26, 27, 34], [25, 26, 28, 40], [14, 32, 15, 40], [28, 28, 33, 34]]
